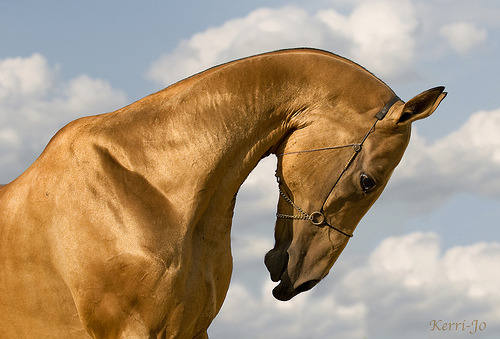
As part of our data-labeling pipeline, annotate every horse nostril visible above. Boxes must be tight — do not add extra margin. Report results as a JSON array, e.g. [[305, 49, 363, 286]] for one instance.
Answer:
[[295, 279, 320, 293]]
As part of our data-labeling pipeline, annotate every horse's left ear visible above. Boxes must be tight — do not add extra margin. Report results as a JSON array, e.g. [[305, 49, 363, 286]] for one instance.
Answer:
[[392, 86, 447, 124]]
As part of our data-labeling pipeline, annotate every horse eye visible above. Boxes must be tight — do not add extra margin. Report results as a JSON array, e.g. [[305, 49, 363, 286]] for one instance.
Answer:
[[360, 173, 376, 192]]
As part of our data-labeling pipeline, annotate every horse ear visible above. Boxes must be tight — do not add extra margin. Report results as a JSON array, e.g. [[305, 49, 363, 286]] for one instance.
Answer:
[[393, 87, 447, 124]]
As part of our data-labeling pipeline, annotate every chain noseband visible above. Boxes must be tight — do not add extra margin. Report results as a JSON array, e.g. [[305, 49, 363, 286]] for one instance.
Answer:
[[275, 95, 401, 238]]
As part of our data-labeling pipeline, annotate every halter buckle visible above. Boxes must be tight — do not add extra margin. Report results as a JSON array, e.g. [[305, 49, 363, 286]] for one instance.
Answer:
[[309, 211, 326, 226]]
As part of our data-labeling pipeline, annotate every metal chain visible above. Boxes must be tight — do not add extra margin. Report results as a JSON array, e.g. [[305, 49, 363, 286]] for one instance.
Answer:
[[276, 185, 312, 221], [275, 213, 309, 220]]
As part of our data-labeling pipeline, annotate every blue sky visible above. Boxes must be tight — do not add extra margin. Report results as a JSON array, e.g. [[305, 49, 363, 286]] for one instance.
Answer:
[[1, 0, 499, 338]]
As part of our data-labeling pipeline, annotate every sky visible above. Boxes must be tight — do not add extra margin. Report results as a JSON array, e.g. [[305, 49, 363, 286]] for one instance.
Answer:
[[1, 0, 499, 337]]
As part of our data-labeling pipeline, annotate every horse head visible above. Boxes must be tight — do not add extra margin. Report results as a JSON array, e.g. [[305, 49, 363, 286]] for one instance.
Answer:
[[266, 86, 447, 301]]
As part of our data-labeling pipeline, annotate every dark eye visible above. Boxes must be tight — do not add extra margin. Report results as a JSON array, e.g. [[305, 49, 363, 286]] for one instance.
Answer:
[[360, 173, 376, 192]]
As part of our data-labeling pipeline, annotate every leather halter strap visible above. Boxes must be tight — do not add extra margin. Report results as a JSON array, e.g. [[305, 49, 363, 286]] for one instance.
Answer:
[[375, 94, 401, 120], [275, 94, 401, 238]]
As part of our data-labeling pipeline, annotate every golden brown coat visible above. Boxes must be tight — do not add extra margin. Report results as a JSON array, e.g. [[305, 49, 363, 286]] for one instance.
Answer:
[[0, 49, 446, 338]]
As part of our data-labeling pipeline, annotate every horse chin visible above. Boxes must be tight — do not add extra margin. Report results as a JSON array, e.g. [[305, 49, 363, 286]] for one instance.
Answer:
[[272, 271, 297, 301]]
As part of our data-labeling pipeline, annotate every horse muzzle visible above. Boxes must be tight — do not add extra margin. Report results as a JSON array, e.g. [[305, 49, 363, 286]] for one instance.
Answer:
[[265, 247, 323, 301]]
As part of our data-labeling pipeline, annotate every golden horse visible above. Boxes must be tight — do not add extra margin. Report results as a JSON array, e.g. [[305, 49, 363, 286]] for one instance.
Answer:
[[0, 49, 446, 338]]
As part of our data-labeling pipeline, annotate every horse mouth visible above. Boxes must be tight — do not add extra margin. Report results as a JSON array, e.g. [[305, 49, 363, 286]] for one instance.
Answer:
[[265, 248, 321, 301], [272, 271, 320, 301]]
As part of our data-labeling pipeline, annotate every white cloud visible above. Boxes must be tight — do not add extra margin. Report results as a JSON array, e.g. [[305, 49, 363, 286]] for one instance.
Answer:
[[440, 22, 488, 55], [148, 7, 333, 85], [341, 232, 500, 337], [210, 232, 500, 338], [388, 107, 500, 211], [234, 156, 278, 220], [148, 1, 418, 86], [231, 234, 273, 266], [212, 280, 367, 339], [319, 0, 417, 78], [0, 54, 128, 183], [0, 53, 55, 102]]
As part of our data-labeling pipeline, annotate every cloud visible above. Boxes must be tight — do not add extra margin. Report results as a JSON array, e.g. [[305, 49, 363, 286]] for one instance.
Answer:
[[341, 232, 500, 337], [210, 232, 500, 338], [387, 107, 500, 211], [147, 1, 418, 86], [233, 156, 278, 224], [147, 7, 336, 85], [212, 280, 367, 339], [319, 0, 417, 78], [0, 53, 55, 101], [0, 54, 128, 183], [440, 22, 488, 55]]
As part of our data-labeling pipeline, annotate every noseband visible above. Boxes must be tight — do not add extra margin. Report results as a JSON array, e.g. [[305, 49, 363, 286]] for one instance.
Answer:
[[275, 95, 401, 238]]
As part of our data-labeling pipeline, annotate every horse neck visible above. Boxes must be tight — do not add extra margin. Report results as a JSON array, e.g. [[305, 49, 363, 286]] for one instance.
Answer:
[[107, 74, 296, 234]]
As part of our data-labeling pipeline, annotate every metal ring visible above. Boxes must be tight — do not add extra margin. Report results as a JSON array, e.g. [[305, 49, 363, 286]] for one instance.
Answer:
[[353, 144, 362, 152], [309, 211, 326, 226]]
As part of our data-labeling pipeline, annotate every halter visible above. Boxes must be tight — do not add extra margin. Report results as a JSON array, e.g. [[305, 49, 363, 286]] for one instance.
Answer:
[[275, 95, 401, 238]]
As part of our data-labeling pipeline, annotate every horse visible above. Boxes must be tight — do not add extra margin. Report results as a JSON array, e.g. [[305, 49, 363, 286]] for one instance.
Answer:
[[0, 48, 446, 338]]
